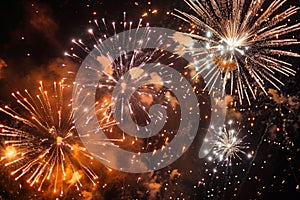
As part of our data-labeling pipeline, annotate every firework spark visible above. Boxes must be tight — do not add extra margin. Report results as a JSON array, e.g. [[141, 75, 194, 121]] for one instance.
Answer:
[[174, 0, 300, 104], [0, 81, 99, 195]]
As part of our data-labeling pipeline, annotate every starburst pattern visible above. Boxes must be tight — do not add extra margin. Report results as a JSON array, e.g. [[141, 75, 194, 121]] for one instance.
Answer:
[[174, 0, 300, 104], [206, 122, 250, 167], [0, 81, 99, 195]]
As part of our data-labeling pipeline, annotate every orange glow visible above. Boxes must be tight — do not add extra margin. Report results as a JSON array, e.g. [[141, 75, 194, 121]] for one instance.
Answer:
[[213, 56, 237, 72], [5, 146, 17, 158]]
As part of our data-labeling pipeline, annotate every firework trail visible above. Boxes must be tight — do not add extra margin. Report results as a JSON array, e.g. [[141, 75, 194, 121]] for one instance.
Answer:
[[0, 81, 99, 196], [174, 0, 300, 104], [237, 91, 300, 195]]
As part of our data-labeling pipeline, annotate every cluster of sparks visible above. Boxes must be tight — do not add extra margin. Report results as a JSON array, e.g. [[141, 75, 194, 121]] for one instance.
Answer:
[[0, 81, 98, 196], [174, 0, 300, 104], [207, 122, 250, 167]]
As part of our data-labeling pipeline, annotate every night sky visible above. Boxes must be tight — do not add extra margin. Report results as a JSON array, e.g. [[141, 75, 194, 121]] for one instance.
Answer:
[[1, 0, 300, 199]]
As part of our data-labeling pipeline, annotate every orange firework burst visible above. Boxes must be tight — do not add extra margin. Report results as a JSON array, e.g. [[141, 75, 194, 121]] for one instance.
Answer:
[[0, 80, 99, 196]]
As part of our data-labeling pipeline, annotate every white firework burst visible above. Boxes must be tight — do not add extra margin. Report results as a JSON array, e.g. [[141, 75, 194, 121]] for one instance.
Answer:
[[174, 0, 300, 104]]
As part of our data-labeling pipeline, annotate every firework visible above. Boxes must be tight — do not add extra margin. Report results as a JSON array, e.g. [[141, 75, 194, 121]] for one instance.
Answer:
[[66, 15, 209, 174], [174, 0, 300, 104], [65, 16, 165, 136], [0, 81, 99, 195], [205, 120, 250, 167], [197, 120, 254, 198]]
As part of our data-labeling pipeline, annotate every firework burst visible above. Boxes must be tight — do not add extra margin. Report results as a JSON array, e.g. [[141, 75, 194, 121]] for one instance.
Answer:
[[205, 121, 251, 167], [0, 81, 99, 195], [198, 120, 254, 198], [174, 0, 300, 104], [65, 16, 163, 135], [66, 16, 198, 153]]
